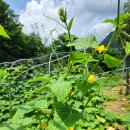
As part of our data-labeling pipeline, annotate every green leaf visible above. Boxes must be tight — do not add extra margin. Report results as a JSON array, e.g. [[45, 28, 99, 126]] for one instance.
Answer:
[[13, 118, 36, 127], [104, 13, 130, 26], [70, 52, 97, 65], [50, 79, 73, 102], [68, 17, 74, 31], [102, 110, 119, 121], [104, 19, 116, 25], [27, 76, 51, 83], [0, 118, 36, 130], [67, 36, 98, 50], [119, 113, 130, 123], [96, 115, 106, 123], [12, 98, 48, 121], [0, 123, 25, 130], [0, 69, 10, 76], [103, 54, 122, 68], [48, 122, 66, 130], [76, 76, 98, 95], [11, 105, 33, 121], [124, 42, 130, 55], [85, 108, 99, 113], [26, 98, 48, 110], [54, 103, 83, 128], [119, 13, 130, 25], [0, 25, 10, 39], [120, 31, 130, 40]]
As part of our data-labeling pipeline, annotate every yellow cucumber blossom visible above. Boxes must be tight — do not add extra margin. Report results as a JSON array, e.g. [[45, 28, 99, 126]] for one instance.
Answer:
[[96, 45, 107, 53], [64, 67, 68, 70], [41, 122, 47, 129], [87, 74, 95, 83], [69, 127, 74, 130]]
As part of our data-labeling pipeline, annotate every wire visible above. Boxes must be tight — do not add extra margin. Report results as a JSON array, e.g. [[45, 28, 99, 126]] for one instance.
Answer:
[[0, 66, 130, 87], [0, 49, 16, 60], [0, 52, 71, 66]]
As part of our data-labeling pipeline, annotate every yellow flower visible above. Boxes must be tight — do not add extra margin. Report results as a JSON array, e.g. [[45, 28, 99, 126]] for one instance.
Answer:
[[96, 45, 107, 53], [87, 74, 95, 83], [41, 122, 47, 129], [64, 67, 68, 70], [69, 127, 74, 130]]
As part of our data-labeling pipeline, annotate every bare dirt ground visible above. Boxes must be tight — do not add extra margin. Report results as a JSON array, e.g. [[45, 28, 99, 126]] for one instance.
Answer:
[[103, 86, 130, 114], [105, 100, 129, 114]]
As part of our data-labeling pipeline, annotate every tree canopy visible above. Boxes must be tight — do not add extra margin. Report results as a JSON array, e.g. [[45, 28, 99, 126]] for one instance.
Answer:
[[51, 33, 77, 52], [0, 0, 51, 62]]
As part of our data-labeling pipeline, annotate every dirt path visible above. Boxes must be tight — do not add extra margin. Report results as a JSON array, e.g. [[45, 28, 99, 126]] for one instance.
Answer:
[[105, 100, 129, 114]]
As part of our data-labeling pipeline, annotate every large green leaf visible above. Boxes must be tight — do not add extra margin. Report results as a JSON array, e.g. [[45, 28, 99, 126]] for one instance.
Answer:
[[12, 98, 48, 121], [11, 105, 32, 121], [124, 42, 130, 55], [0, 25, 10, 39], [67, 36, 98, 50], [50, 79, 73, 102], [103, 54, 122, 68], [70, 52, 97, 65], [53, 103, 83, 129]]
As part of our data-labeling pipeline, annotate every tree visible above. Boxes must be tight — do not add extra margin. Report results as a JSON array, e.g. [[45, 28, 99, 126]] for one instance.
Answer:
[[0, 0, 51, 62], [20, 33, 51, 58], [124, 0, 130, 13], [51, 33, 78, 52]]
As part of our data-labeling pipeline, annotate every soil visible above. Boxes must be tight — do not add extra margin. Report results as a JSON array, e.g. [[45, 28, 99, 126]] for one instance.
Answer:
[[105, 100, 129, 114], [104, 86, 130, 114]]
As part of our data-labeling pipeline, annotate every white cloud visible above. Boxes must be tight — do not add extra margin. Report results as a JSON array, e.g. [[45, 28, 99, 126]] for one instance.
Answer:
[[19, 0, 127, 44], [19, 0, 66, 43], [88, 23, 114, 42]]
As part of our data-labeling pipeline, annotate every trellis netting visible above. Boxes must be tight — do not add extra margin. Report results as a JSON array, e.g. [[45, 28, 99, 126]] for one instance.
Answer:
[[0, 52, 70, 75], [0, 50, 130, 87], [0, 50, 130, 110]]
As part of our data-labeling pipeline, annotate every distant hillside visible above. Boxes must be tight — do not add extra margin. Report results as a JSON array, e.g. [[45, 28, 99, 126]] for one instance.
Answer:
[[100, 31, 125, 58]]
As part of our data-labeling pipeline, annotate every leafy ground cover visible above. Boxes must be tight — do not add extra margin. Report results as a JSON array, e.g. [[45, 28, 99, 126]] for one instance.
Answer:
[[0, 66, 130, 130]]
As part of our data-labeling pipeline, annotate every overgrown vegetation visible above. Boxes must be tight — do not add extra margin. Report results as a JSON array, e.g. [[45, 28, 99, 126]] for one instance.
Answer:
[[0, 0, 130, 130]]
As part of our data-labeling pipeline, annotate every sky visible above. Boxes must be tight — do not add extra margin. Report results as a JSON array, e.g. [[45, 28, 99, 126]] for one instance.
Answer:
[[4, 0, 128, 44]]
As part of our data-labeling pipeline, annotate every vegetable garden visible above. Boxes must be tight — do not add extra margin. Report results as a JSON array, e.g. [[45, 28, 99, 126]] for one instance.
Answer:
[[0, 0, 130, 130]]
